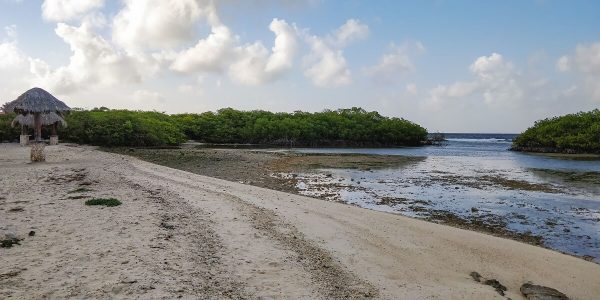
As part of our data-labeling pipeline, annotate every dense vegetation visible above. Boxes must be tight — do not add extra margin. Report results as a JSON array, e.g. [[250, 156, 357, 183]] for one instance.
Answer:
[[0, 113, 20, 142], [172, 107, 427, 147], [512, 109, 600, 154], [60, 109, 186, 147], [0, 107, 428, 147]]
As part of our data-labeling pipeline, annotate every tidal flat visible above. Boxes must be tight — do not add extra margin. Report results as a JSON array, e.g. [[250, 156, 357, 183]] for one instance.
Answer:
[[5, 144, 599, 299], [109, 143, 600, 263]]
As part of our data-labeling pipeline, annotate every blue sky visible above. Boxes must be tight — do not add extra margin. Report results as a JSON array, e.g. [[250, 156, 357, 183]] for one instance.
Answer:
[[1, 0, 599, 132]]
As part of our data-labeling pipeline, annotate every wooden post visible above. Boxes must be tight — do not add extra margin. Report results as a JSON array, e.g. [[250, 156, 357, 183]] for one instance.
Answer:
[[34, 112, 42, 142], [20, 135, 29, 146], [50, 123, 59, 145], [31, 112, 46, 161], [20, 124, 29, 146]]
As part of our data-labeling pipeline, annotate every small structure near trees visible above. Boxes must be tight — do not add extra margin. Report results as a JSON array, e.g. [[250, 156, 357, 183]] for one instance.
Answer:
[[11, 112, 67, 146], [5, 88, 71, 162]]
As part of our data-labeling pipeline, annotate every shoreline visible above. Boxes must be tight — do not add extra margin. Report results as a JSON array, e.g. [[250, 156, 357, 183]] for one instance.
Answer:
[[2, 144, 600, 299], [510, 146, 600, 157], [106, 146, 600, 261]]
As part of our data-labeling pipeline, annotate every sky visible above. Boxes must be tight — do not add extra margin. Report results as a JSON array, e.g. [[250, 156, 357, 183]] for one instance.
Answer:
[[0, 0, 599, 133]]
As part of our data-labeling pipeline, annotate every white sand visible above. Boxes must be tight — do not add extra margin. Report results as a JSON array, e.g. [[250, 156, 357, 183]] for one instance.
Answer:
[[1, 144, 599, 299]]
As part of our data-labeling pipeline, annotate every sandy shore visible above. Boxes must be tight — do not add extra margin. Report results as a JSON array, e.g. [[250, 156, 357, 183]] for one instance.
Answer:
[[1, 144, 599, 299]]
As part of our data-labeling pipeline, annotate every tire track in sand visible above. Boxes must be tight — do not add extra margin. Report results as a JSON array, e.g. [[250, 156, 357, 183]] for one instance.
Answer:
[[129, 161, 378, 299]]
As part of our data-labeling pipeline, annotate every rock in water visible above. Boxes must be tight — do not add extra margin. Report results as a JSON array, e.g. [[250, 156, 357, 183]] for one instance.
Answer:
[[520, 283, 569, 300]]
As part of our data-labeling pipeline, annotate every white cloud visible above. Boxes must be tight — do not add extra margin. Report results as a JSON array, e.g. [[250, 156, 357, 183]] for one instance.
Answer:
[[28, 0, 301, 94], [229, 19, 298, 85], [132, 89, 165, 103], [263, 19, 298, 76], [424, 53, 524, 110], [425, 81, 479, 111], [556, 55, 570, 72], [177, 84, 194, 93], [327, 19, 369, 48], [42, 0, 104, 22], [177, 80, 204, 95], [366, 41, 425, 83], [4, 25, 17, 39], [570, 43, 600, 75], [0, 25, 25, 69], [302, 19, 367, 87], [405, 83, 417, 95], [112, 0, 209, 51], [171, 15, 298, 86], [304, 36, 351, 87], [0, 42, 25, 69], [469, 52, 514, 80], [170, 23, 237, 73], [0, 25, 34, 101], [556, 43, 600, 101], [30, 21, 158, 94], [470, 53, 523, 105]]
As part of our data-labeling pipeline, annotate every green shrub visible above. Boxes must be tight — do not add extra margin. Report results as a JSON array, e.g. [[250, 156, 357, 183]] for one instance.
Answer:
[[0, 238, 20, 248], [513, 109, 600, 153], [4, 107, 428, 147], [172, 107, 428, 146], [61, 109, 186, 147], [85, 198, 122, 207], [0, 113, 20, 142]]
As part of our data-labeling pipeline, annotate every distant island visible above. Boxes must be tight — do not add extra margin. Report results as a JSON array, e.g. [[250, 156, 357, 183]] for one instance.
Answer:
[[512, 109, 600, 154], [0, 107, 428, 147]]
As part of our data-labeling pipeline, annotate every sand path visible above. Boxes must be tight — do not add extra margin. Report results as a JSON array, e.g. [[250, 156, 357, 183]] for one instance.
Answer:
[[1, 144, 599, 299]]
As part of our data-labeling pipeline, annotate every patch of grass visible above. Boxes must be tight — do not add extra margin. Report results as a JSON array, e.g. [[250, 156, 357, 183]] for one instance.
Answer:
[[68, 187, 93, 194], [85, 198, 122, 207]]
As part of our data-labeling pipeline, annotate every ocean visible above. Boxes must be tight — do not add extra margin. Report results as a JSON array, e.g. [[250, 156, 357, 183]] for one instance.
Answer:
[[284, 133, 600, 261]]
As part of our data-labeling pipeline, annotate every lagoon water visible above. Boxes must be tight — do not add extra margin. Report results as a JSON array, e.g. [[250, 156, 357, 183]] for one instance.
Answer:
[[286, 134, 600, 261]]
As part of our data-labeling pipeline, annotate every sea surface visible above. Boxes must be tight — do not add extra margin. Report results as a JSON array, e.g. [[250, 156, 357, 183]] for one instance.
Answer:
[[283, 133, 600, 261]]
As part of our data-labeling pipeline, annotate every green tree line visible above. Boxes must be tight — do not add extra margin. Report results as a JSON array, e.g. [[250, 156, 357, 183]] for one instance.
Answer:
[[0, 107, 428, 147], [512, 109, 600, 153], [172, 107, 427, 146], [0, 113, 20, 141]]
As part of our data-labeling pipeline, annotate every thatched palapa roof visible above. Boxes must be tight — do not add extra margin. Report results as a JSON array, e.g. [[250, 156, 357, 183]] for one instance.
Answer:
[[11, 112, 67, 128], [8, 87, 71, 114]]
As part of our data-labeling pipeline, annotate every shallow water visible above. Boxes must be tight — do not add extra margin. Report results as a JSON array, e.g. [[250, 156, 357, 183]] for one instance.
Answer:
[[282, 134, 600, 261]]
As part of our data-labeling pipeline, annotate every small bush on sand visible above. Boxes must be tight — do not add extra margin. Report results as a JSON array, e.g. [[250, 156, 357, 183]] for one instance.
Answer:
[[1, 238, 21, 248], [85, 198, 122, 207]]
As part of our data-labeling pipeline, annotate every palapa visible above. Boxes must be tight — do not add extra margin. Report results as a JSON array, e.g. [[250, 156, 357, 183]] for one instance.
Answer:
[[7, 87, 71, 161], [9, 87, 70, 114], [7, 87, 71, 143], [11, 112, 68, 128]]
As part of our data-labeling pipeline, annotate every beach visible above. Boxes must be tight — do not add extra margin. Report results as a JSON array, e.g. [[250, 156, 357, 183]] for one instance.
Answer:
[[2, 144, 600, 299], [110, 142, 600, 261]]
